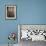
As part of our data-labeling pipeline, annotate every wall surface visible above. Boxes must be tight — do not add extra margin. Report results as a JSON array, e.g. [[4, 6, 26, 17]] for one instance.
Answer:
[[19, 0, 46, 24], [0, 0, 18, 44], [0, 0, 46, 45]]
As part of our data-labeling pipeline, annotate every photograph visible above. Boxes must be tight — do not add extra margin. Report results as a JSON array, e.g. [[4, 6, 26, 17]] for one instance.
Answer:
[[6, 5, 16, 19]]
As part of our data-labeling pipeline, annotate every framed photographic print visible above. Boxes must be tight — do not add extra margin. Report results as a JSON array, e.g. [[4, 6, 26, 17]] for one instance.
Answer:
[[5, 5, 16, 19]]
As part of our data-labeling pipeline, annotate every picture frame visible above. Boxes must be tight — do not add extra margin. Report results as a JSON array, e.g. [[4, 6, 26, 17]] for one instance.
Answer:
[[5, 5, 16, 20]]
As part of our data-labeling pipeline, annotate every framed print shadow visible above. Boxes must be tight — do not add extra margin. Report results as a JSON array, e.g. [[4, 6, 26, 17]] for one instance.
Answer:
[[5, 5, 16, 20]]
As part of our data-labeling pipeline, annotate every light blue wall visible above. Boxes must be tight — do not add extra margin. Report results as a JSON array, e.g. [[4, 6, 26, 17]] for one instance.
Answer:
[[0, 0, 46, 44], [19, 0, 46, 24], [0, 0, 18, 44]]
